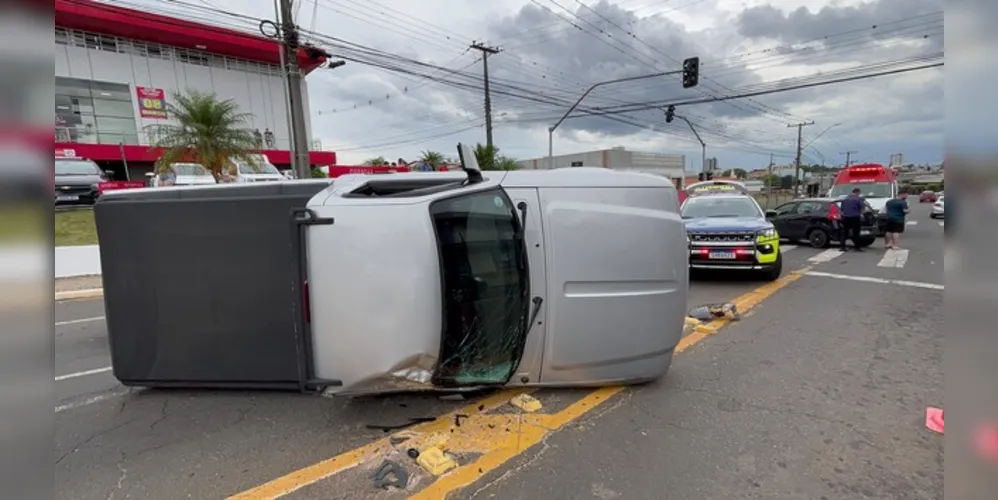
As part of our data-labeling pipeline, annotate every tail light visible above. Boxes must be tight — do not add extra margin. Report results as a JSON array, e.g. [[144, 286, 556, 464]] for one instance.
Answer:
[[827, 203, 841, 220]]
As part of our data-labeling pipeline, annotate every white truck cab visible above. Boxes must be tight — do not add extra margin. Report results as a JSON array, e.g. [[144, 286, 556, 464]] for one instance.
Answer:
[[303, 144, 689, 395]]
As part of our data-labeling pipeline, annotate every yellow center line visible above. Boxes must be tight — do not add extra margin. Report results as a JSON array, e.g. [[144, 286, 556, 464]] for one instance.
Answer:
[[227, 266, 811, 500]]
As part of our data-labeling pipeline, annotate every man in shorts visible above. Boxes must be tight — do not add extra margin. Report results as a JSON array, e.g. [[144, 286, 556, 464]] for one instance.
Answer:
[[884, 190, 910, 250]]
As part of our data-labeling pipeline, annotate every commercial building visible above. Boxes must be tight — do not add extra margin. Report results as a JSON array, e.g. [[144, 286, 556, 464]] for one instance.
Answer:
[[54, 0, 336, 180], [517, 147, 686, 186]]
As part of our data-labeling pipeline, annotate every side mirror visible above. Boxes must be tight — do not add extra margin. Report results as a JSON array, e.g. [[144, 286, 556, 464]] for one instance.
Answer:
[[765, 210, 777, 218]]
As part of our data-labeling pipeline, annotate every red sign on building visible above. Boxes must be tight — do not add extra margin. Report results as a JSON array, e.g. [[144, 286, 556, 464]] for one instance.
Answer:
[[136, 87, 168, 119]]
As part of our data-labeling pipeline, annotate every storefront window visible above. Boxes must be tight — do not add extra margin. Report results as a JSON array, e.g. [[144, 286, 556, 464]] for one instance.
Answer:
[[55, 77, 138, 145]]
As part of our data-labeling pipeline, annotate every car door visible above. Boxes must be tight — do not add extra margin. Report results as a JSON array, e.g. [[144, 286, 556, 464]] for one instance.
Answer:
[[767, 201, 799, 240], [789, 201, 824, 238]]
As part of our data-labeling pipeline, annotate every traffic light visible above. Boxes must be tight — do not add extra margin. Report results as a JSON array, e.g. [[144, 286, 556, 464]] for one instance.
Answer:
[[682, 57, 699, 89], [697, 172, 705, 181], [706, 171, 714, 180], [665, 105, 675, 123]]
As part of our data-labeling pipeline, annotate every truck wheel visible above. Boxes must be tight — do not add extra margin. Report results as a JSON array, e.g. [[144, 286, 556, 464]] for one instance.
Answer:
[[807, 229, 830, 248], [761, 253, 783, 281]]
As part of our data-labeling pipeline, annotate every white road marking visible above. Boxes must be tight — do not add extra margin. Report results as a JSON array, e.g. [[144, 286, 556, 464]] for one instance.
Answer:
[[55, 389, 130, 413], [780, 245, 797, 253], [55, 316, 105, 327], [55, 366, 113, 382], [877, 249, 909, 268], [906, 220, 918, 226], [805, 271, 944, 290], [808, 249, 843, 263]]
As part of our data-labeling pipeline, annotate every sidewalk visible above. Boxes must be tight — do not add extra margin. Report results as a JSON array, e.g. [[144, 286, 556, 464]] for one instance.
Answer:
[[456, 272, 943, 499]]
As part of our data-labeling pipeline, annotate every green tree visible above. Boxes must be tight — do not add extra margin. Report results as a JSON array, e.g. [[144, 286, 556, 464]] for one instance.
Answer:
[[363, 156, 388, 166], [146, 90, 259, 181], [732, 168, 748, 179], [311, 167, 327, 178], [419, 150, 445, 169], [473, 143, 519, 171]]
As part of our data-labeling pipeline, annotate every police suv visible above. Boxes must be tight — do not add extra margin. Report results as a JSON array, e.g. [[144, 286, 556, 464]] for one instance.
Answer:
[[681, 180, 782, 281]]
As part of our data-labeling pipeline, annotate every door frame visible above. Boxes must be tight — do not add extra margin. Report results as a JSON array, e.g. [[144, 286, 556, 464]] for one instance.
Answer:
[[502, 187, 548, 386]]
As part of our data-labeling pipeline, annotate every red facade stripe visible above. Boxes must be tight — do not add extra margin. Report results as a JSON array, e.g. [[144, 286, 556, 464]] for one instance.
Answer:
[[56, 142, 337, 167]]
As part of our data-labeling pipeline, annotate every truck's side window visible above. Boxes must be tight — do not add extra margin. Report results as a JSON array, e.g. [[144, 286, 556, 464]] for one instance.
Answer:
[[429, 188, 530, 387]]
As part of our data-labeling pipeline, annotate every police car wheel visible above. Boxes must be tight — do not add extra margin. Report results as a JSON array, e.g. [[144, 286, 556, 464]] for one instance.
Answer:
[[761, 253, 783, 281]]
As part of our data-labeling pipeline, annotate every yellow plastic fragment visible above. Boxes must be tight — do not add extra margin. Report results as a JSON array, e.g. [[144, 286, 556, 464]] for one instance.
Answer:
[[509, 394, 543, 413], [416, 447, 457, 476]]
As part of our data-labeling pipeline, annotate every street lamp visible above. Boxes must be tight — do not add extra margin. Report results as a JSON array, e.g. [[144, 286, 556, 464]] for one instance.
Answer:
[[547, 70, 682, 169], [803, 122, 841, 150]]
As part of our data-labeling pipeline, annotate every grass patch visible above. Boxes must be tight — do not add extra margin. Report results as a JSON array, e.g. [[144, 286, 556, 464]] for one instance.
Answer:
[[55, 208, 98, 246]]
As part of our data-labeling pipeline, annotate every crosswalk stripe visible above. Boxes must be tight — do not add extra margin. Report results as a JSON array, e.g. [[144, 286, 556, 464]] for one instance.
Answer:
[[906, 220, 918, 226], [780, 245, 797, 253], [877, 248, 909, 268], [808, 249, 843, 263], [805, 271, 943, 290]]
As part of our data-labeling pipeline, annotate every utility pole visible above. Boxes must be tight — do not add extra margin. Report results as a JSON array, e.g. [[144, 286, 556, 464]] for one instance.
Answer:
[[470, 41, 501, 149], [788, 121, 814, 198], [841, 150, 858, 167], [766, 153, 774, 203], [279, 0, 311, 179]]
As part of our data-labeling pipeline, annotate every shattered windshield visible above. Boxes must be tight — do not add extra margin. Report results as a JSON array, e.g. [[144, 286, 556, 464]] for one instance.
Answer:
[[430, 188, 530, 387]]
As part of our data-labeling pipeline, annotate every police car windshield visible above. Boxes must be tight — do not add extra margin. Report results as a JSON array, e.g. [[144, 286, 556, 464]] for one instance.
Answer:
[[682, 196, 762, 219]]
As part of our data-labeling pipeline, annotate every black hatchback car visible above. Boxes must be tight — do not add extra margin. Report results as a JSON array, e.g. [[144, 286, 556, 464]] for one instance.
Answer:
[[54, 158, 111, 206], [765, 198, 878, 248]]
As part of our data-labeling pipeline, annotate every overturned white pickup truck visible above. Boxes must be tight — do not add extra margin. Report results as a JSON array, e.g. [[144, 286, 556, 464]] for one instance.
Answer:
[[94, 144, 688, 395]]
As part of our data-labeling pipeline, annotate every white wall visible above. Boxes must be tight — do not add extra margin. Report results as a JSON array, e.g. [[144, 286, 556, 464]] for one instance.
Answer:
[[55, 39, 311, 151], [518, 148, 685, 180]]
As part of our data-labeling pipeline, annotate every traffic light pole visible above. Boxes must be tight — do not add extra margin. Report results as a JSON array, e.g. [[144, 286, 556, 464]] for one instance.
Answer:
[[548, 70, 683, 169], [677, 115, 706, 175]]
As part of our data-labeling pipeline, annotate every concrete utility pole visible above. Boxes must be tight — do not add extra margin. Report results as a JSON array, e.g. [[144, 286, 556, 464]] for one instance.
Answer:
[[279, 0, 311, 179], [841, 150, 858, 168], [766, 153, 774, 202], [788, 121, 814, 198], [470, 42, 501, 149]]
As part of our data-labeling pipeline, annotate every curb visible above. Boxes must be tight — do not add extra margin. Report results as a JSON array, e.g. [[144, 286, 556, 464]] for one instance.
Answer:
[[55, 288, 104, 301]]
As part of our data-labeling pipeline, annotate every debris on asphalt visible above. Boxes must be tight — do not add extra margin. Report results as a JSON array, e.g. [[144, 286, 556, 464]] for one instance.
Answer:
[[925, 407, 944, 434], [454, 414, 469, 427], [688, 302, 740, 321], [406, 448, 420, 459], [389, 436, 410, 446], [370, 460, 408, 489], [366, 417, 436, 432], [439, 393, 466, 401], [416, 447, 457, 475], [510, 394, 543, 412]]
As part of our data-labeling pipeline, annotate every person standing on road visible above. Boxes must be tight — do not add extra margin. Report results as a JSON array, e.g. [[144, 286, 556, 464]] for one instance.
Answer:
[[884, 189, 910, 250], [839, 187, 865, 252]]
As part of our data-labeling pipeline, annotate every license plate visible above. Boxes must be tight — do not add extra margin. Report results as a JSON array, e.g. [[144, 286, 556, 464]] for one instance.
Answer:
[[57, 195, 79, 202], [709, 251, 736, 259], [860, 230, 871, 236]]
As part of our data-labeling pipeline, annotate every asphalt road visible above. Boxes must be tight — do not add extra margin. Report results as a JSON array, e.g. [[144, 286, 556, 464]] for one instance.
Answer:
[[55, 203, 945, 499]]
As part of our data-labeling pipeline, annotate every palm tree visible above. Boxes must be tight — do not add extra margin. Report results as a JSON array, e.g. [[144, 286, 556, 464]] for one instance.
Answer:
[[419, 150, 445, 169], [363, 156, 388, 166], [146, 90, 259, 181], [473, 143, 519, 171]]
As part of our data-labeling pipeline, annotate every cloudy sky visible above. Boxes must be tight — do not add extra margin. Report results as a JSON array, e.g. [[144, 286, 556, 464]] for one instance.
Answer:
[[133, 0, 945, 171]]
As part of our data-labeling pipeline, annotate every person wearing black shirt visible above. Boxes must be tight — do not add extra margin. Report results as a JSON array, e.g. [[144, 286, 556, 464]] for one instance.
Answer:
[[839, 188, 865, 251]]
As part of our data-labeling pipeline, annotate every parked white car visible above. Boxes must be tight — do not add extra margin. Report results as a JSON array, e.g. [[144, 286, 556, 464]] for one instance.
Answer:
[[224, 154, 284, 183], [930, 196, 945, 218], [149, 163, 217, 187]]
